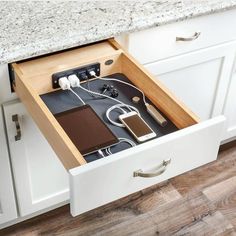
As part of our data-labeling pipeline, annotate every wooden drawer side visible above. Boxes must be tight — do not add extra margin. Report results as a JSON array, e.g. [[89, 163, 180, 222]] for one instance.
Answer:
[[13, 65, 86, 170]]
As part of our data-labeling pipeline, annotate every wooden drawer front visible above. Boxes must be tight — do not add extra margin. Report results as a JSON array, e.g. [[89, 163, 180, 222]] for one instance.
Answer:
[[70, 116, 224, 216], [126, 9, 236, 64], [11, 39, 225, 217]]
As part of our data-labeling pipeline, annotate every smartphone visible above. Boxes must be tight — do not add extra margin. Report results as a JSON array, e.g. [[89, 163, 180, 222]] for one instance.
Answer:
[[119, 111, 156, 142]]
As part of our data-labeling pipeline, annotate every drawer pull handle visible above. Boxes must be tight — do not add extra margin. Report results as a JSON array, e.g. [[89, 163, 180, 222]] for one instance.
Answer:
[[176, 32, 201, 42], [12, 114, 21, 141], [133, 158, 171, 178]]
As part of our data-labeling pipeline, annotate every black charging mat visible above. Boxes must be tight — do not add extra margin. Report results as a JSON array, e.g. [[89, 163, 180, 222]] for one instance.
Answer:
[[40, 73, 178, 162]]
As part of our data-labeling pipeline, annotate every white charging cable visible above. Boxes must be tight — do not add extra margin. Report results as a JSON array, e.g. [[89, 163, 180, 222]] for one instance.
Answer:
[[89, 71, 168, 127], [104, 137, 136, 156], [89, 71, 148, 105], [97, 149, 105, 158], [58, 76, 86, 105], [67, 74, 140, 127], [106, 104, 139, 127]]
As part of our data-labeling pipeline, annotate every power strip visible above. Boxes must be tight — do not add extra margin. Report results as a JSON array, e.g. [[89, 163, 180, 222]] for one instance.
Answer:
[[52, 63, 100, 89]]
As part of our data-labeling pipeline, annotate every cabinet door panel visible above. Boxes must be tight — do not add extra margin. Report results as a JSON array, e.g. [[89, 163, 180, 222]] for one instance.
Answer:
[[223, 72, 236, 140], [3, 101, 69, 217], [0, 111, 17, 225], [154, 58, 221, 120], [145, 43, 235, 121]]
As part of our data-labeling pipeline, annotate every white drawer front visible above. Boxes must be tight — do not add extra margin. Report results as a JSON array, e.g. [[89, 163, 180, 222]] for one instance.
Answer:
[[69, 116, 225, 216], [126, 9, 236, 64]]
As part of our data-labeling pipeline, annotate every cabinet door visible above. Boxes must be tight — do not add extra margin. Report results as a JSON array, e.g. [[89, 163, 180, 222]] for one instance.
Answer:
[[3, 101, 69, 217], [0, 111, 17, 225], [145, 42, 236, 121], [223, 59, 236, 140]]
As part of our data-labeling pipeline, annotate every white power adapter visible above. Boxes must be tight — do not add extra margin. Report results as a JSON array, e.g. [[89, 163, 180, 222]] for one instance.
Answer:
[[58, 77, 71, 90], [68, 74, 81, 88], [58, 75, 85, 105]]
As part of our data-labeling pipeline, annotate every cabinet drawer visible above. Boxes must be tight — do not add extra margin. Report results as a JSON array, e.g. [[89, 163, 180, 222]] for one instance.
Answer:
[[11, 39, 225, 216], [126, 9, 236, 64]]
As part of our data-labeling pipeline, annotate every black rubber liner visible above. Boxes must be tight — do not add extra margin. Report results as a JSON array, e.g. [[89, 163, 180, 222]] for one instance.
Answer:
[[41, 73, 178, 162]]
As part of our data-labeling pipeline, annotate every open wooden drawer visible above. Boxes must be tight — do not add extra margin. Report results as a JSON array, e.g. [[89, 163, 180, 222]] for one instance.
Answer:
[[11, 39, 225, 216]]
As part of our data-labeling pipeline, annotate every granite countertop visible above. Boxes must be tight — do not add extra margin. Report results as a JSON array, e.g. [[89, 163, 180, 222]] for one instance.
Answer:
[[1, 1, 236, 64]]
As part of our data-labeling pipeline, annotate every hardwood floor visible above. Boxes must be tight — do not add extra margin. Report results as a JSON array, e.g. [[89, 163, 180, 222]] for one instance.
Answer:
[[1, 144, 236, 236]]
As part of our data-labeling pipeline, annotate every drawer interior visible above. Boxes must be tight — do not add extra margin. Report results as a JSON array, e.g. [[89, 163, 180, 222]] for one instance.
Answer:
[[41, 73, 178, 163], [12, 39, 199, 170]]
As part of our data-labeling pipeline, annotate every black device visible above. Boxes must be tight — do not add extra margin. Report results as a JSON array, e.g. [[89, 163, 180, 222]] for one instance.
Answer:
[[102, 84, 119, 98], [55, 105, 119, 156], [102, 84, 114, 94]]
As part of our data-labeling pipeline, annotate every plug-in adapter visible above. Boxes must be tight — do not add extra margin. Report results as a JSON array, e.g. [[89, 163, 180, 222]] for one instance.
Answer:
[[58, 77, 70, 90], [68, 74, 80, 87]]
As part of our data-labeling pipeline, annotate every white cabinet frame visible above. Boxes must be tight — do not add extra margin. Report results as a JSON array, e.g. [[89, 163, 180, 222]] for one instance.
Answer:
[[0, 109, 17, 225]]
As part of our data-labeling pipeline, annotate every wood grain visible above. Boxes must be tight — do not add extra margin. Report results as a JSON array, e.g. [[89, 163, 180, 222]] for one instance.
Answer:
[[13, 64, 86, 170], [203, 176, 236, 228], [17, 41, 122, 93], [1, 144, 236, 235]]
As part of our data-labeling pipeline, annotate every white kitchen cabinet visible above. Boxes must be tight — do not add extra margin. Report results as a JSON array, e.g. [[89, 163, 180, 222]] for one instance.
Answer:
[[145, 42, 236, 121], [0, 111, 17, 225], [0, 7, 234, 230], [3, 101, 69, 217], [10, 39, 225, 216]]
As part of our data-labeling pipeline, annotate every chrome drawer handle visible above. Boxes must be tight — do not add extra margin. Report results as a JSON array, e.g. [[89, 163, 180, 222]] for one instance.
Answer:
[[133, 158, 171, 178], [12, 114, 21, 141], [176, 32, 201, 42]]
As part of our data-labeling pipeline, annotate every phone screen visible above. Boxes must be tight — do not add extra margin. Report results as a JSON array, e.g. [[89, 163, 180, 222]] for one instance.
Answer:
[[122, 114, 153, 137], [55, 105, 118, 155]]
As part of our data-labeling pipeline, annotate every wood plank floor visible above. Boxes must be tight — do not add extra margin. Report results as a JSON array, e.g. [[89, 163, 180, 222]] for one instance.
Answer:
[[1, 143, 236, 236]]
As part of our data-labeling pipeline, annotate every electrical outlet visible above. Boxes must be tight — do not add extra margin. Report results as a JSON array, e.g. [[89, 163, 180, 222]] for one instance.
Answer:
[[52, 63, 100, 89]]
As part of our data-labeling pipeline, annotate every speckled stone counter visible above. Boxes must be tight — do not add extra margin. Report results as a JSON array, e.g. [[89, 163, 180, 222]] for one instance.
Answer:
[[1, 1, 236, 64]]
